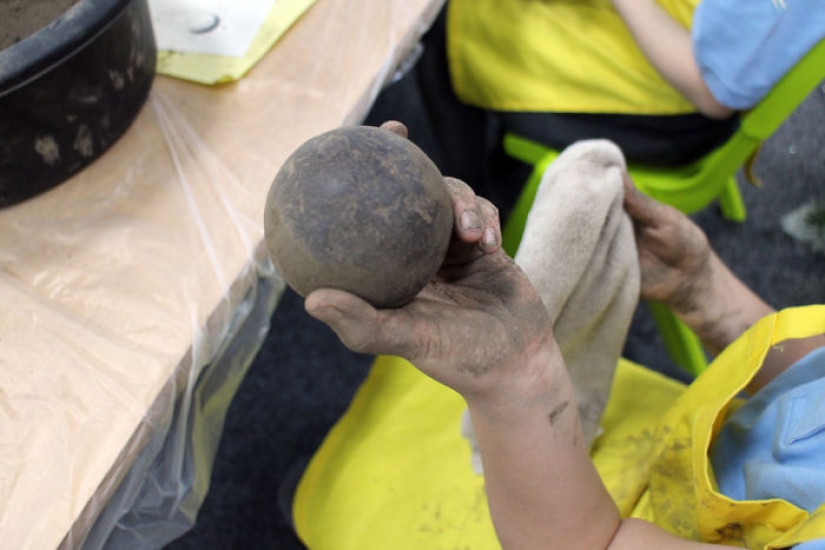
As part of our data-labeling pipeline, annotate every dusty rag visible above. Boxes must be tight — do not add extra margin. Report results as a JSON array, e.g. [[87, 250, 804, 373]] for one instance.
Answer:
[[463, 139, 641, 472]]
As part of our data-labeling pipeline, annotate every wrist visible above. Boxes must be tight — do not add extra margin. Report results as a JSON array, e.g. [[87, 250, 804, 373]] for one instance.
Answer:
[[672, 252, 774, 355], [465, 333, 568, 425]]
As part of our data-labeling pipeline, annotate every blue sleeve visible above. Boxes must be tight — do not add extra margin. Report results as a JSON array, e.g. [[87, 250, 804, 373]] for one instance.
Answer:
[[795, 540, 825, 549], [692, 0, 825, 109], [710, 346, 825, 512]]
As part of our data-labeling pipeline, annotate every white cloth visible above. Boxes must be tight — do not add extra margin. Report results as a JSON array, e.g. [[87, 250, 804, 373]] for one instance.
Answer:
[[463, 140, 640, 471]]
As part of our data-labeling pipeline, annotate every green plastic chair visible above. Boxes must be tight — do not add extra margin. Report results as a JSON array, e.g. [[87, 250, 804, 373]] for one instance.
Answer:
[[501, 39, 825, 376]]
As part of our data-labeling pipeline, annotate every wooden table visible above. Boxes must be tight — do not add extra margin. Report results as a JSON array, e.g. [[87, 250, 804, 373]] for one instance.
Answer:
[[0, 1, 444, 547]]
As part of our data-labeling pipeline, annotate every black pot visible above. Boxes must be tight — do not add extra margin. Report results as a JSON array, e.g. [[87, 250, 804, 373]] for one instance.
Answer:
[[0, 0, 156, 207]]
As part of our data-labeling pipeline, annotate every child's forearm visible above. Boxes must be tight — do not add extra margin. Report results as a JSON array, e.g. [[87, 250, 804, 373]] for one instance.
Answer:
[[466, 337, 734, 549], [465, 339, 622, 549], [751, 333, 825, 394], [660, 250, 824, 394], [670, 251, 774, 360], [610, 0, 734, 119]]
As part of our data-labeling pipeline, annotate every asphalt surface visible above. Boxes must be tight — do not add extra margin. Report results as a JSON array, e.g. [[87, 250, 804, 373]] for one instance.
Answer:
[[166, 66, 825, 550]]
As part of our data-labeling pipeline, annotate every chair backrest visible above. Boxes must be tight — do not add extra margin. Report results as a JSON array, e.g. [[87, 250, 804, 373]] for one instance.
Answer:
[[626, 38, 825, 214], [502, 39, 825, 375], [741, 38, 825, 141], [504, 39, 825, 233]]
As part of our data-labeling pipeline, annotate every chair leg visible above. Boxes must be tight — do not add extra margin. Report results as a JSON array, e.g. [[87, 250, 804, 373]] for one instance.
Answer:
[[647, 301, 708, 376], [718, 176, 747, 222]]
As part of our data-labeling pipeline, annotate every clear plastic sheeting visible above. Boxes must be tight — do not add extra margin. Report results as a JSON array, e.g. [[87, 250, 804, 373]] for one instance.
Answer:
[[0, 1, 444, 548], [80, 272, 283, 550]]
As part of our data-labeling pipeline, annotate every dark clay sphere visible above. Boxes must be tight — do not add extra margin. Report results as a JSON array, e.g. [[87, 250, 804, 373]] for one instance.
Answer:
[[264, 125, 454, 308]]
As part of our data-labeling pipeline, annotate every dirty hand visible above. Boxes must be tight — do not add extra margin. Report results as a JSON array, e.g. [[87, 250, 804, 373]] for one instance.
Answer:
[[305, 123, 556, 404], [622, 174, 777, 360], [622, 174, 714, 315]]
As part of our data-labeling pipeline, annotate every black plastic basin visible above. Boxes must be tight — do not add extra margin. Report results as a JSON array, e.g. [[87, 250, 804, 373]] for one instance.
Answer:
[[0, 0, 156, 207]]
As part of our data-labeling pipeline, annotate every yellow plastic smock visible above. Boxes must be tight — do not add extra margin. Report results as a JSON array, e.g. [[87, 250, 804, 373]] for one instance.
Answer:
[[446, 0, 699, 115], [610, 304, 825, 548], [293, 305, 825, 549]]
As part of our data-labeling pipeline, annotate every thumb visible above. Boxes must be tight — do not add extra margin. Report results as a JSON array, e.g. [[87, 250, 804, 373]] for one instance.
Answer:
[[305, 288, 408, 356], [379, 120, 409, 139], [622, 174, 672, 227]]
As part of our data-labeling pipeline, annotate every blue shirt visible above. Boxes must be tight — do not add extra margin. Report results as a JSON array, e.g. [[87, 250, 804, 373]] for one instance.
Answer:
[[693, 0, 825, 109], [711, 345, 825, 548]]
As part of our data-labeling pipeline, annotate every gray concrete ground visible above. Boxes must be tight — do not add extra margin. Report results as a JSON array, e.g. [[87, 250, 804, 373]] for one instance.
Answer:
[[166, 71, 825, 550]]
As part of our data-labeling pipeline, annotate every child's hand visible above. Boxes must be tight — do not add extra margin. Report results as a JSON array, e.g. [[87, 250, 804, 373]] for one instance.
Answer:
[[621, 173, 712, 314], [623, 174, 774, 360], [305, 122, 557, 406]]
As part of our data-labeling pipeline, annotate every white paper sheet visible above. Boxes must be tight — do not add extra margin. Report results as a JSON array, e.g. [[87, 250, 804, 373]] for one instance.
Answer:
[[148, 0, 278, 57]]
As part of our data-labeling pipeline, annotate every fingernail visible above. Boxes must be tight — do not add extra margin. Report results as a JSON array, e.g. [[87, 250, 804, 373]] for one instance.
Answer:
[[482, 227, 498, 247], [461, 210, 481, 231]]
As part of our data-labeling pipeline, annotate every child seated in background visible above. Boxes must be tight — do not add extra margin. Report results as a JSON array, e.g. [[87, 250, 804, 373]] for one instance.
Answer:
[[415, 0, 825, 214]]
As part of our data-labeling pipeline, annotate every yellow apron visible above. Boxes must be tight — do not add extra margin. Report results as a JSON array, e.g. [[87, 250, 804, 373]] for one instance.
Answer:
[[294, 306, 825, 549], [607, 305, 825, 548], [446, 0, 699, 115]]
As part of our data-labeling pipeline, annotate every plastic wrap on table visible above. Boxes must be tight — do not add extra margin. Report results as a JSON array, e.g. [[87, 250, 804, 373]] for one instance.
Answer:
[[0, 88, 282, 550], [0, 1, 444, 548], [80, 272, 282, 550]]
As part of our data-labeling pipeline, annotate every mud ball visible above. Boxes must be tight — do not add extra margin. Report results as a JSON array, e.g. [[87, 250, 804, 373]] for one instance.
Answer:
[[264, 125, 454, 308]]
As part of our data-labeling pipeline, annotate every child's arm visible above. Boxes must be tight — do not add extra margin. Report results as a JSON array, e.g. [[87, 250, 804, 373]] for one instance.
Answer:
[[623, 176, 825, 393], [462, 336, 729, 549], [610, 0, 735, 119], [306, 126, 736, 547]]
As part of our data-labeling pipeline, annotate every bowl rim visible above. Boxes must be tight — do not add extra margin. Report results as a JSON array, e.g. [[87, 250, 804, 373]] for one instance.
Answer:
[[0, 0, 134, 97]]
